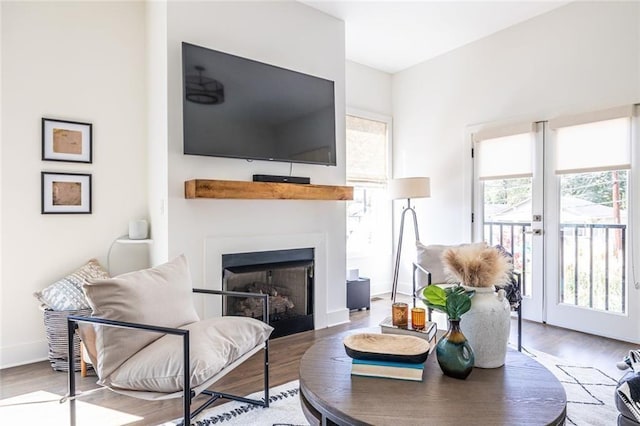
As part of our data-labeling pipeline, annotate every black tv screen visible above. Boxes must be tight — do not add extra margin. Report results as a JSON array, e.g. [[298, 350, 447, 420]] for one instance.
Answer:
[[182, 42, 336, 166]]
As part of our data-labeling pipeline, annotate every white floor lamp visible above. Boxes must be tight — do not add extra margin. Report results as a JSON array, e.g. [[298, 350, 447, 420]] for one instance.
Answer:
[[389, 177, 431, 302]]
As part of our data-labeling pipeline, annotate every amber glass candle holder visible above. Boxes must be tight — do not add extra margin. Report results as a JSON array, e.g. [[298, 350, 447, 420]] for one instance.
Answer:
[[411, 307, 426, 330], [392, 302, 409, 328]]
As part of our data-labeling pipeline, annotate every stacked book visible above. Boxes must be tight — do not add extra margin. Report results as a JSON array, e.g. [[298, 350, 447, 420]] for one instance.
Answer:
[[379, 316, 437, 352], [344, 333, 431, 382], [351, 358, 424, 381]]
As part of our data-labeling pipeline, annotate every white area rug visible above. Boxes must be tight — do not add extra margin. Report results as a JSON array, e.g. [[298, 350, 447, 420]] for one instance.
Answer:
[[0, 389, 142, 425], [163, 380, 308, 426], [169, 350, 621, 426], [525, 348, 620, 426]]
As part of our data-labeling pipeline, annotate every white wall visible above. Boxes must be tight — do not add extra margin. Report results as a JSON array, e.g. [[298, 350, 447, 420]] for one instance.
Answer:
[[346, 60, 392, 117], [345, 60, 394, 295], [0, 2, 148, 368], [0, 2, 4, 360], [391, 1, 640, 294], [146, 0, 169, 265], [163, 1, 348, 327]]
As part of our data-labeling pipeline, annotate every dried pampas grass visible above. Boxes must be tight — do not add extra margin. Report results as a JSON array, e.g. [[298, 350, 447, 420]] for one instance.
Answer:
[[442, 244, 511, 288]]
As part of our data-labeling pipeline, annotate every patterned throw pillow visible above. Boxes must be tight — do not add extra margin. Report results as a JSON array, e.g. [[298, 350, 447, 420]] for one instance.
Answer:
[[34, 259, 109, 311]]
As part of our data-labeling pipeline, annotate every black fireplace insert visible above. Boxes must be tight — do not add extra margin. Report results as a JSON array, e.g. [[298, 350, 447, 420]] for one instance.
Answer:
[[222, 248, 314, 338]]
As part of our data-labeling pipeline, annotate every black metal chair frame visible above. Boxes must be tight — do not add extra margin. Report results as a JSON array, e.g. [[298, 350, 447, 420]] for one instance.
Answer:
[[66, 289, 270, 426], [412, 263, 522, 352]]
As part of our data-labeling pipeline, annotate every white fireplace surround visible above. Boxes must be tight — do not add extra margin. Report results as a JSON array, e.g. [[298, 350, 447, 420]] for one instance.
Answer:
[[204, 233, 330, 329]]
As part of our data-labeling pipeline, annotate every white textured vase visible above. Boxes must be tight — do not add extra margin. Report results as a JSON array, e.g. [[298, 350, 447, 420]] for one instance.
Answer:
[[460, 286, 511, 368]]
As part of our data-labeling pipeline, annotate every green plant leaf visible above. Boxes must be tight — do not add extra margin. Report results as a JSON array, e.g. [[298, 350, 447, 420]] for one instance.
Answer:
[[445, 285, 463, 296], [446, 285, 475, 300], [422, 285, 473, 319], [423, 286, 446, 308], [445, 291, 472, 320], [423, 301, 447, 314]]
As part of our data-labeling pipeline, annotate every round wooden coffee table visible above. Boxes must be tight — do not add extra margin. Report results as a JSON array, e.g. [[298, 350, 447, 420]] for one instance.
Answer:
[[299, 330, 566, 426]]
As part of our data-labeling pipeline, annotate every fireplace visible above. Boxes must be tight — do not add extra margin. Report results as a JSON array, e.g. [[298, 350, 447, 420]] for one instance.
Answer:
[[222, 248, 314, 338]]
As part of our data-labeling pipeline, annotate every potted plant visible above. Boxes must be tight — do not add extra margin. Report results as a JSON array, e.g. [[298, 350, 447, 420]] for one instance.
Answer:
[[422, 285, 474, 320], [442, 244, 512, 368], [422, 285, 475, 379]]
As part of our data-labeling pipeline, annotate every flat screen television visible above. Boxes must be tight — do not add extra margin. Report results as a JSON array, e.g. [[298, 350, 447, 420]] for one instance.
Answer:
[[182, 42, 336, 166]]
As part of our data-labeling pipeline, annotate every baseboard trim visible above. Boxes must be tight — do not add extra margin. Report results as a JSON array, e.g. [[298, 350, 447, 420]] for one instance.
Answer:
[[1, 340, 48, 369], [326, 308, 349, 327]]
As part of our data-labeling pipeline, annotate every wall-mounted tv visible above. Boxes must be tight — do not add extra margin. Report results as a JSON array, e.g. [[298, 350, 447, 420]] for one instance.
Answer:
[[182, 42, 336, 166]]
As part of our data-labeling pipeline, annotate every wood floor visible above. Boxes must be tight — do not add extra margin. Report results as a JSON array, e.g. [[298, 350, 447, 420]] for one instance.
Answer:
[[1, 293, 637, 425]]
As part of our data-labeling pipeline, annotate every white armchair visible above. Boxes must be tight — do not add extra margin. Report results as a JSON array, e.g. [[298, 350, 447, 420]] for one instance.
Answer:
[[66, 255, 273, 425]]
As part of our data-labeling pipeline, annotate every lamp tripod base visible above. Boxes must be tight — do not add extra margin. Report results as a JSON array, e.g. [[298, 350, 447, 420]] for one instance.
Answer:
[[390, 200, 420, 302]]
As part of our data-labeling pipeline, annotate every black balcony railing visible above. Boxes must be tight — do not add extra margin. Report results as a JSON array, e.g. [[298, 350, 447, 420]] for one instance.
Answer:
[[484, 221, 532, 296], [483, 221, 626, 314], [559, 223, 626, 313]]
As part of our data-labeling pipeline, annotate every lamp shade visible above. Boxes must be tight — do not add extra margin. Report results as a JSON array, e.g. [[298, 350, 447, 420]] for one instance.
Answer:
[[389, 177, 431, 200]]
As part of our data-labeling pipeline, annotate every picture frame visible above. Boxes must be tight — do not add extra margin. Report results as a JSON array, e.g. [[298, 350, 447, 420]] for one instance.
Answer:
[[41, 172, 92, 214], [42, 118, 92, 163]]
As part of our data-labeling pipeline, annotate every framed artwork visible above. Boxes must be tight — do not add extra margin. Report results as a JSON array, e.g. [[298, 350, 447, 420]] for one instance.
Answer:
[[42, 118, 92, 163], [41, 172, 92, 214]]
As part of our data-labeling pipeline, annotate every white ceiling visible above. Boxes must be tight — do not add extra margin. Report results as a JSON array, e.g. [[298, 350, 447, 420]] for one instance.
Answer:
[[302, 1, 570, 74]]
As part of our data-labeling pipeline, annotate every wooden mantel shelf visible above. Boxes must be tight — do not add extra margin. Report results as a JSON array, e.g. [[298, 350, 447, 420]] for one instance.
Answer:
[[185, 179, 353, 201]]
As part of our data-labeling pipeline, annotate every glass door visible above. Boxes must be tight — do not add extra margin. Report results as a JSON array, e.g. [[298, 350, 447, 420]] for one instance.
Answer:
[[544, 112, 639, 342], [473, 123, 544, 322], [474, 108, 639, 343]]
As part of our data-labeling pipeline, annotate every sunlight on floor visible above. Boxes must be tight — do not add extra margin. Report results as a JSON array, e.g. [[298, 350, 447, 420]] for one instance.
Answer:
[[0, 390, 143, 425]]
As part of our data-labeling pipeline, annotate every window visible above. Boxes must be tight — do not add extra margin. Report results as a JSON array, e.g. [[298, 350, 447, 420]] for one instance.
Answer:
[[346, 114, 391, 256]]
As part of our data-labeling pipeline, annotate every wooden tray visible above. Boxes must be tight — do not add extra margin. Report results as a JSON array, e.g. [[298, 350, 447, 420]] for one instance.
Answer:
[[343, 333, 430, 363]]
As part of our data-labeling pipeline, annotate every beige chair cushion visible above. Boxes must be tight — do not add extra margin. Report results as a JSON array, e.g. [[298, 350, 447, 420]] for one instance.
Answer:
[[416, 241, 487, 284], [83, 255, 199, 380], [104, 316, 273, 392], [78, 323, 98, 367]]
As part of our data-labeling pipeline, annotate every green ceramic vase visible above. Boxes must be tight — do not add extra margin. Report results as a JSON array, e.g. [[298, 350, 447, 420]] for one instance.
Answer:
[[436, 319, 474, 380]]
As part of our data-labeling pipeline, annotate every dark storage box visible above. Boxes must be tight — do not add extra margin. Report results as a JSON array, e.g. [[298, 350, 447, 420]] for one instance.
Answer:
[[347, 277, 370, 311]]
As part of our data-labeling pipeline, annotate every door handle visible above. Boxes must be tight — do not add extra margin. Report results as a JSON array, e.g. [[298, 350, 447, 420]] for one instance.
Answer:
[[524, 229, 543, 236]]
